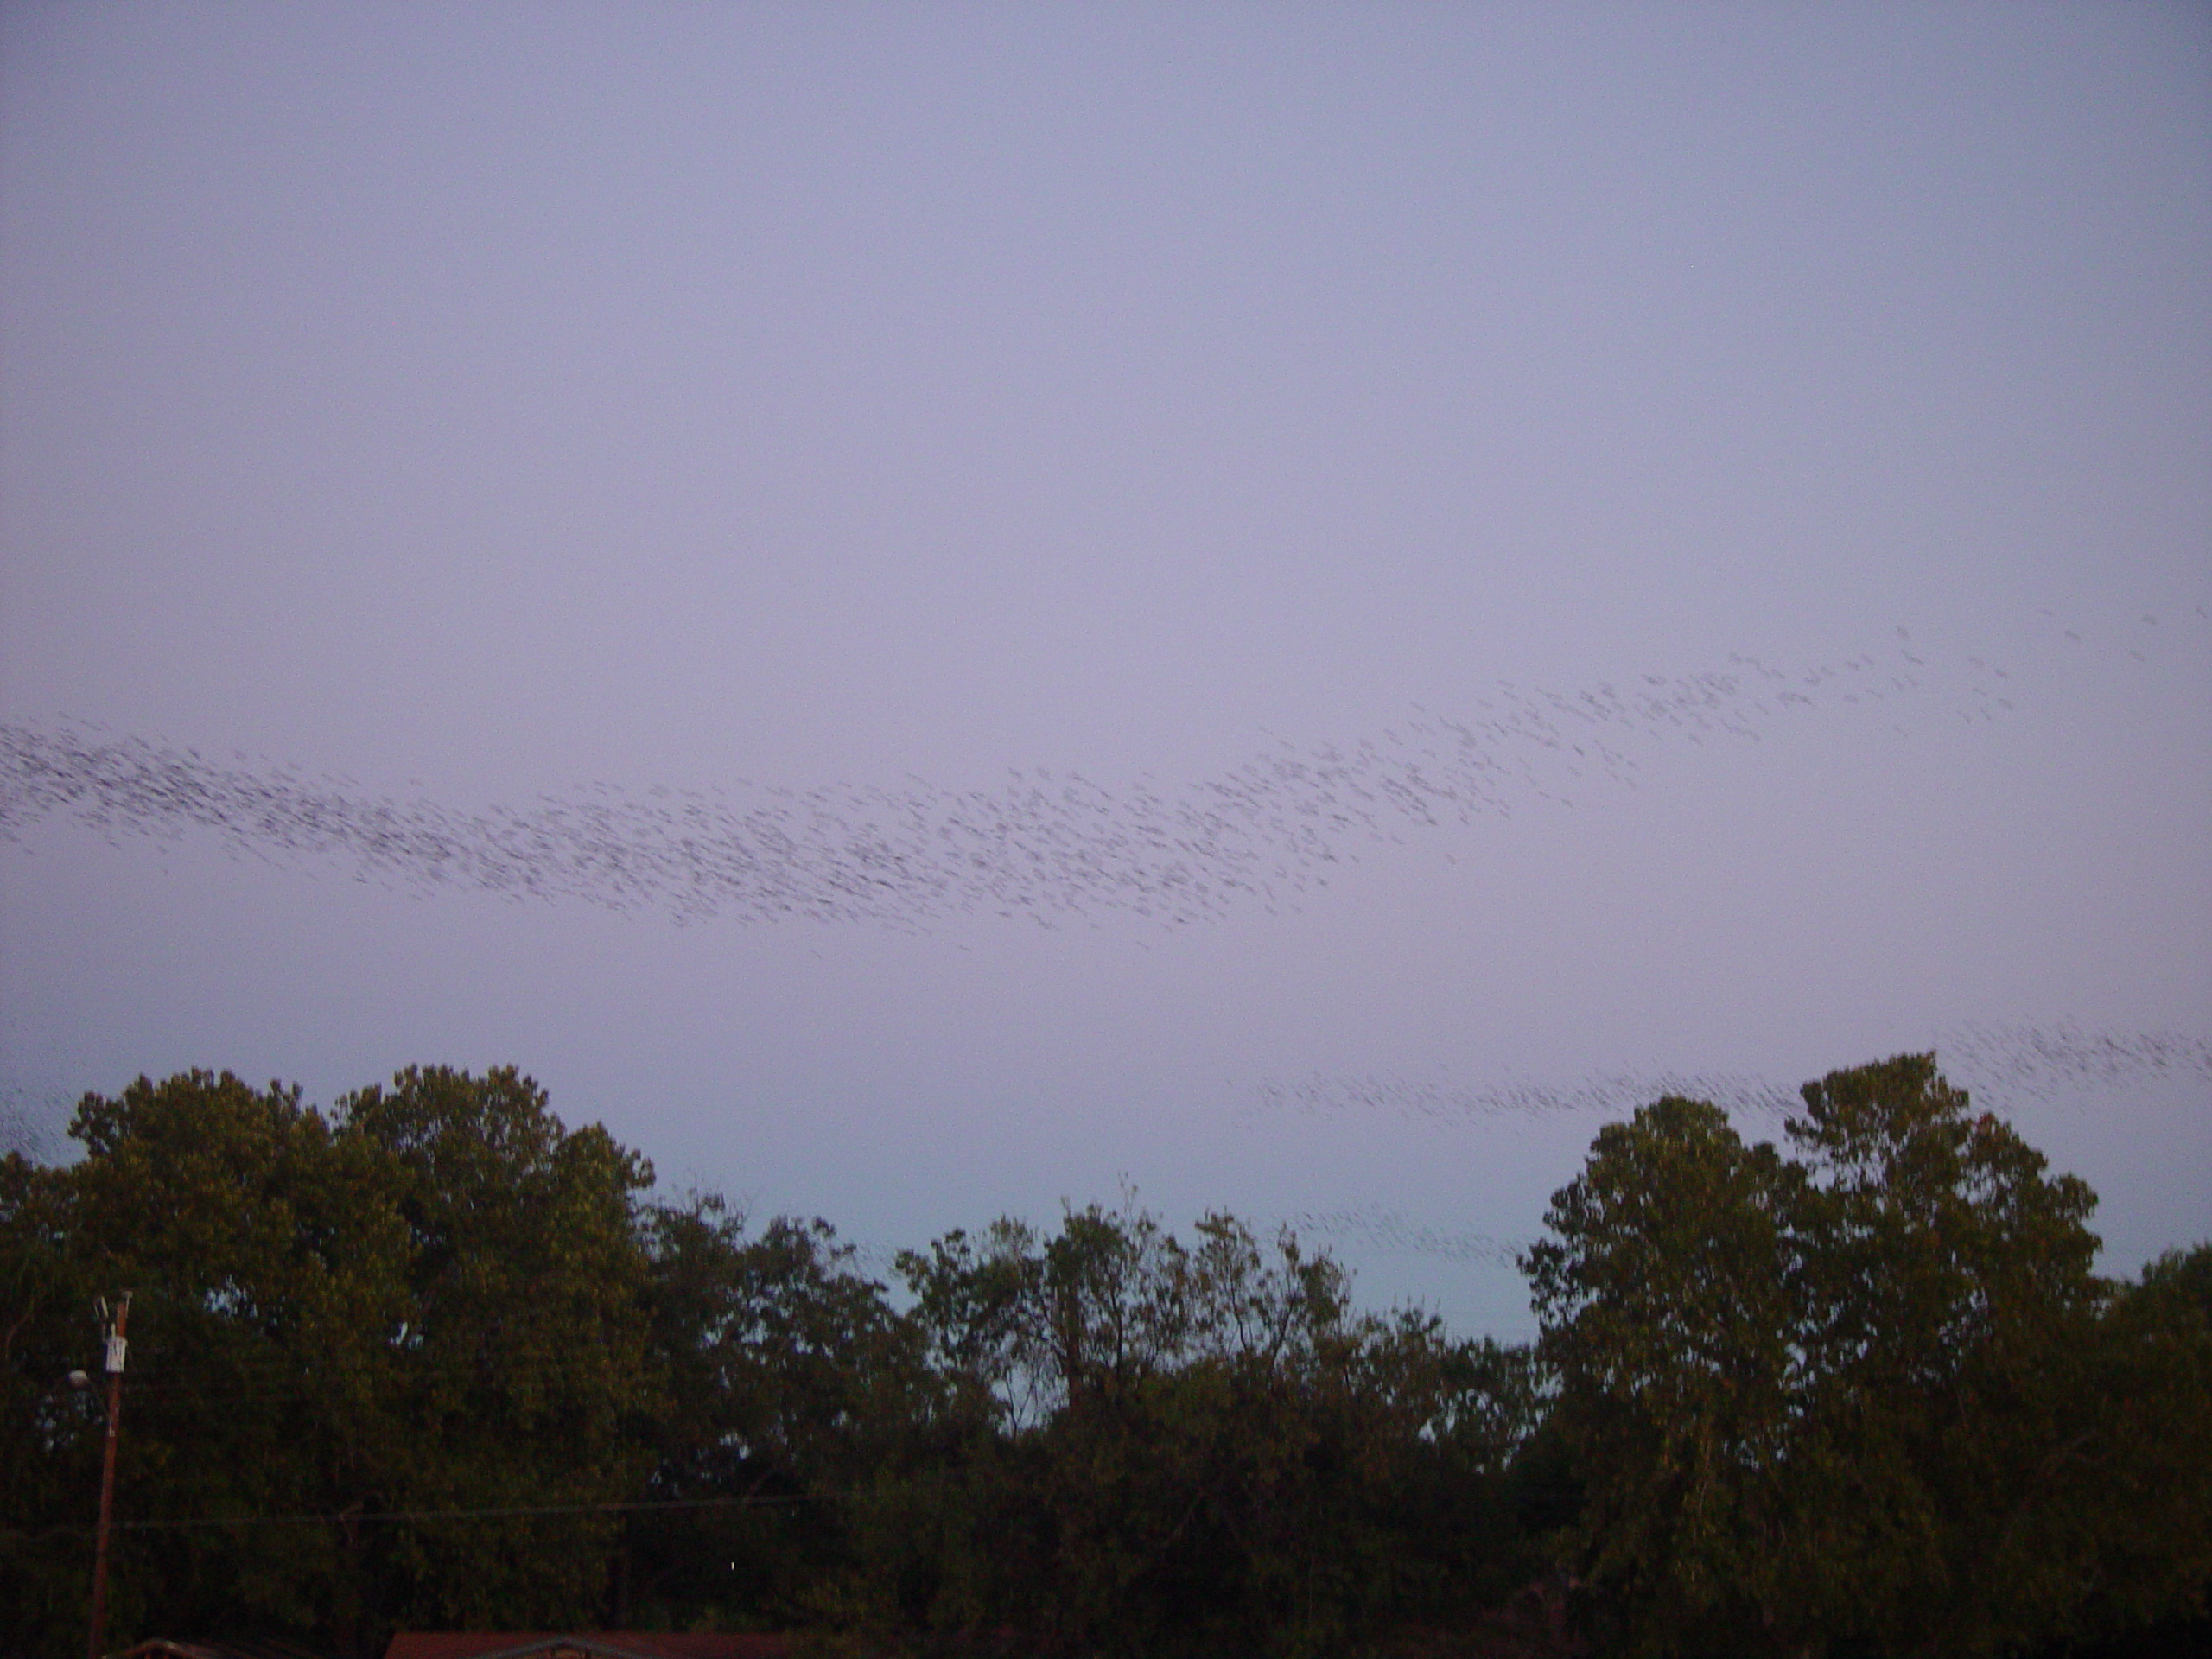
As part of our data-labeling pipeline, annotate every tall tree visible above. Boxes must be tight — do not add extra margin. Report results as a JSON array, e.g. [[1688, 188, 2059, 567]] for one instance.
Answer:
[[1783, 1055, 2106, 1653], [1524, 1054, 2199, 1658], [0, 1066, 667, 1657], [2, 1071, 415, 1655], [1522, 1096, 1808, 1655], [338, 1065, 661, 1634]]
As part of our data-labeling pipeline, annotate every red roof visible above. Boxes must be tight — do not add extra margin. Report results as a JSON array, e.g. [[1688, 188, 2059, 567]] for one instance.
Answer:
[[385, 1639, 790, 1659]]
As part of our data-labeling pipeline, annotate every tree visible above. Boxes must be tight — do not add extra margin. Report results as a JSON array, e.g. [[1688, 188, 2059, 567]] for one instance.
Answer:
[[1, 1071, 415, 1656], [629, 1194, 931, 1630], [337, 1065, 661, 1634], [1522, 1096, 1808, 1655], [880, 1200, 1541, 1658], [2039, 1243, 2212, 1651], [1524, 1054, 2202, 1658], [1783, 1055, 2106, 1654], [0, 1143, 100, 1653], [0, 1066, 666, 1658]]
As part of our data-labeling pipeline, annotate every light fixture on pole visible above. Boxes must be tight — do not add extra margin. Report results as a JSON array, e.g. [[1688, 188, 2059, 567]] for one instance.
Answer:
[[83, 1291, 130, 1659]]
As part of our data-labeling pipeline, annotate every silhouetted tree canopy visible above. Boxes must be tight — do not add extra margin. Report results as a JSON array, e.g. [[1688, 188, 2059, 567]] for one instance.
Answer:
[[3, 1056, 2205, 1658], [1525, 1055, 2210, 1658]]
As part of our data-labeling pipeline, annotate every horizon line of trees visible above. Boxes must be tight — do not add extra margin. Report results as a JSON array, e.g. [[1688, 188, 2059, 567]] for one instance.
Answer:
[[3, 1057, 2207, 1659]]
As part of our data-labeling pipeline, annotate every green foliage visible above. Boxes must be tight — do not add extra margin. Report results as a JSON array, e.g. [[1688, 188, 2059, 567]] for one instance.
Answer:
[[1526, 1054, 2211, 1658], [1784, 1057, 2109, 1653], [4, 1055, 2202, 1659], [2056, 1243, 2212, 1644], [337, 1065, 661, 1633], [8, 1072, 418, 1651], [0, 1067, 664, 1657], [874, 1201, 1542, 1657], [1523, 1096, 1806, 1652], [629, 1195, 928, 1630], [0, 1146, 98, 1648]]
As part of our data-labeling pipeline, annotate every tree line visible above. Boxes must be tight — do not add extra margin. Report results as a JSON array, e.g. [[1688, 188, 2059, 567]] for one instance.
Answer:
[[2, 1057, 2206, 1657]]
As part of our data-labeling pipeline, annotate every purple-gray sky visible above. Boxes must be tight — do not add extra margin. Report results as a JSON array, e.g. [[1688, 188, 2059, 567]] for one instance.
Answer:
[[3, 3, 2208, 1335]]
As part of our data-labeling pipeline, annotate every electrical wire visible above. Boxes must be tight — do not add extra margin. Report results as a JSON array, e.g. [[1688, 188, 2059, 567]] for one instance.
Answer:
[[0, 1490, 836, 1544]]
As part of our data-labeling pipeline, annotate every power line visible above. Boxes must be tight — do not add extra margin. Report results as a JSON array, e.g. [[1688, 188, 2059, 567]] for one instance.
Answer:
[[0, 1490, 834, 1544]]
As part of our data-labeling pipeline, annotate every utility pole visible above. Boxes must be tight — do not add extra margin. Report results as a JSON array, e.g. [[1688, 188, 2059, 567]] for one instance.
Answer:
[[86, 1291, 130, 1659]]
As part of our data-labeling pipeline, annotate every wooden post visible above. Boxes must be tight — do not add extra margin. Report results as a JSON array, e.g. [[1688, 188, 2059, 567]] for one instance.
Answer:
[[87, 1292, 130, 1659]]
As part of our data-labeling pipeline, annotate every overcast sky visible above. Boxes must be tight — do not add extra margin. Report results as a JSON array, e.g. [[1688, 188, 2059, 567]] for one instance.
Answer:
[[3, 3, 2207, 1335]]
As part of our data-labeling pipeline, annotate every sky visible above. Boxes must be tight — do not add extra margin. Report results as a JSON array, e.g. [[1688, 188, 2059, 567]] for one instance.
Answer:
[[3, 2, 2208, 1338]]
